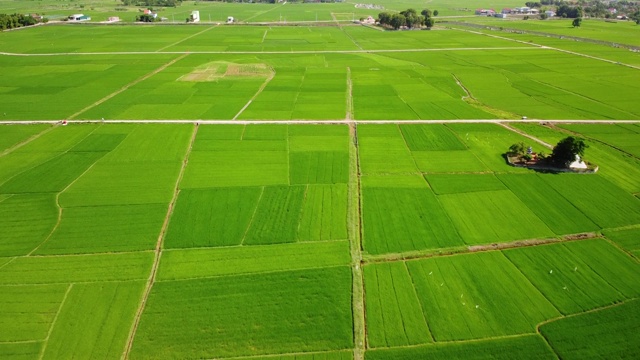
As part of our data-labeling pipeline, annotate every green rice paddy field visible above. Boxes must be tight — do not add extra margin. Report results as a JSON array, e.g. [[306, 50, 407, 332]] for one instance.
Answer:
[[1, 12, 640, 360], [0, 121, 639, 359]]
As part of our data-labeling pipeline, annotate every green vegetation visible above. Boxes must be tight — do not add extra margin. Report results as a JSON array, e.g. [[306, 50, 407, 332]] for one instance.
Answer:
[[540, 299, 640, 359], [130, 267, 353, 359]]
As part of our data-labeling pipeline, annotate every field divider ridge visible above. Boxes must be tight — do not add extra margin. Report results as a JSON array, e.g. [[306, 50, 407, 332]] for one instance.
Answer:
[[37, 283, 73, 360], [122, 123, 199, 359], [498, 123, 553, 149], [66, 53, 189, 120], [346, 67, 353, 121], [349, 123, 366, 359]]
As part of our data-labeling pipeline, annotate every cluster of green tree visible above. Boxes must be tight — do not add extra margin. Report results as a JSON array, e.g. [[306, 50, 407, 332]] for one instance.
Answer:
[[632, 10, 640, 24], [136, 14, 161, 22], [539, 0, 639, 20], [525, 2, 542, 8], [556, 4, 583, 18], [377, 8, 438, 30], [122, 0, 181, 7], [0, 13, 46, 31], [508, 136, 588, 168]]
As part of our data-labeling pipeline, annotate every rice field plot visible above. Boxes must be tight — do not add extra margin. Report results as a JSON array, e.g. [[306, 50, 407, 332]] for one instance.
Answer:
[[503, 239, 640, 314], [0, 342, 42, 360], [539, 173, 640, 229], [238, 65, 347, 120], [559, 123, 640, 158], [0, 54, 178, 120], [0, 194, 57, 256], [289, 152, 349, 184], [364, 262, 432, 348], [99, 124, 194, 162], [41, 281, 145, 359], [357, 124, 417, 175], [129, 267, 353, 359], [399, 124, 467, 151], [603, 227, 640, 257], [497, 174, 599, 235], [158, 241, 350, 280], [405, 251, 559, 341], [82, 55, 270, 120], [540, 299, 640, 359], [508, 123, 640, 194], [412, 150, 489, 173], [0, 252, 153, 285], [365, 334, 556, 360], [0, 284, 68, 341], [438, 190, 555, 245], [34, 203, 167, 254], [165, 187, 262, 248], [425, 174, 506, 195], [361, 179, 463, 255], [0, 125, 50, 152]]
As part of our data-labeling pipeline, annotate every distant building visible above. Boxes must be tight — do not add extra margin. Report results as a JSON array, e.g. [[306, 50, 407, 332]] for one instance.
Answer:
[[68, 14, 91, 21], [501, 8, 512, 14], [107, 16, 120, 22], [475, 9, 495, 15], [227, 16, 234, 23], [494, 13, 507, 18], [362, 16, 375, 24], [143, 9, 158, 19], [190, 10, 200, 23], [545, 10, 556, 17], [569, 154, 588, 169]]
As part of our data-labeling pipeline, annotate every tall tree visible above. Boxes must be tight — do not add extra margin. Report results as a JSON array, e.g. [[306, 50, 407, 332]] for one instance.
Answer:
[[550, 136, 588, 167]]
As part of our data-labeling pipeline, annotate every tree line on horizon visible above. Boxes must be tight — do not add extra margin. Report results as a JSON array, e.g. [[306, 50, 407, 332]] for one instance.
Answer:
[[377, 9, 438, 30]]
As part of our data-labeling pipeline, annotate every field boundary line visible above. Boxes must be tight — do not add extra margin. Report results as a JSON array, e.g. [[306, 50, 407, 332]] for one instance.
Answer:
[[403, 262, 436, 342], [341, 27, 363, 50], [156, 25, 218, 52], [37, 283, 73, 360], [0, 124, 56, 158], [232, 67, 275, 120], [368, 332, 536, 351], [346, 67, 353, 120], [209, 348, 352, 360], [155, 264, 350, 283], [363, 233, 602, 264], [67, 53, 189, 120], [242, 2, 287, 23], [239, 186, 265, 246], [122, 123, 198, 359], [349, 123, 366, 359], [2, 120, 640, 125], [0, 46, 545, 57], [0, 256, 18, 272], [498, 123, 553, 149]]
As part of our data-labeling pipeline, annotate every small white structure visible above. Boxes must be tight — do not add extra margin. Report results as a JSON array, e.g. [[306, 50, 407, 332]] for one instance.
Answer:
[[191, 10, 200, 23], [68, 14, 91, 21], [227, 16, 234, 23], [569, 154, 588, 169], [545, 10, 556, 17], [494, 13, 507, 18], [362, 16, 375, 24], [107, 16, 120, 22]]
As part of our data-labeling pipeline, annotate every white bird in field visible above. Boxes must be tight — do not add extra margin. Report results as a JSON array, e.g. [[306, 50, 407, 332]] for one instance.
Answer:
[[549, 270, 553, 274]]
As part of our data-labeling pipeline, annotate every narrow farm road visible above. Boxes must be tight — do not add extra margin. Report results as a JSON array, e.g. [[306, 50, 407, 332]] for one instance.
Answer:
[[122, 123, 199, 359]]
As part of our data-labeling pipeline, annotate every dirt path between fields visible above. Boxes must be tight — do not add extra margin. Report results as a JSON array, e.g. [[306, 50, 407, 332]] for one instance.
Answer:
[[122, 123, 198, 359], [498, 122, 554, 149]]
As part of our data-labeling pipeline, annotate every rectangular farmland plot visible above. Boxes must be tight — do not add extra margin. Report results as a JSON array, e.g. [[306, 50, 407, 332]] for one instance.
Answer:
[[0, 124, 50, 152], [290, 151, 349, 184], [438, 190, 555, 245], [165, 187, 262, 248], [42, 281, 145, 360], [0, 194, 57, 257], [100, 124, 193, 162], [362, 187, 463, 255], [59, 162, 181, 207], [181, 150, 288, 188], [0, 252, 153, 285], [406, 252, 559, 341], [540, 299, 640, 359], [399, 125, 467, 151], [244, 185, 306, 245], [0, 342, 42, 360], [0, 151, 106, 194], [358, 137, 417, 175], [130, 267, 353, 359], [412, 150, 489, 173], [289, 136, 349, 152], [158, 241, 351, 280], [539, 174, 640, 228], [425, 174, 506, 195], [498, 174, 599, 235], [35, 203, 168, 255], [365, 334, 556, 360], [364, 262, 432, 348], [298, 184, 348, 241], [0, 284, 68, 342], [603, 227, 640, 255], [504, 240, 640, 315]]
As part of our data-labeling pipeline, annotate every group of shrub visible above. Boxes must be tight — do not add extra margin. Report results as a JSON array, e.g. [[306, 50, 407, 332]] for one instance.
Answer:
[[377, 8, 438, 30]]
